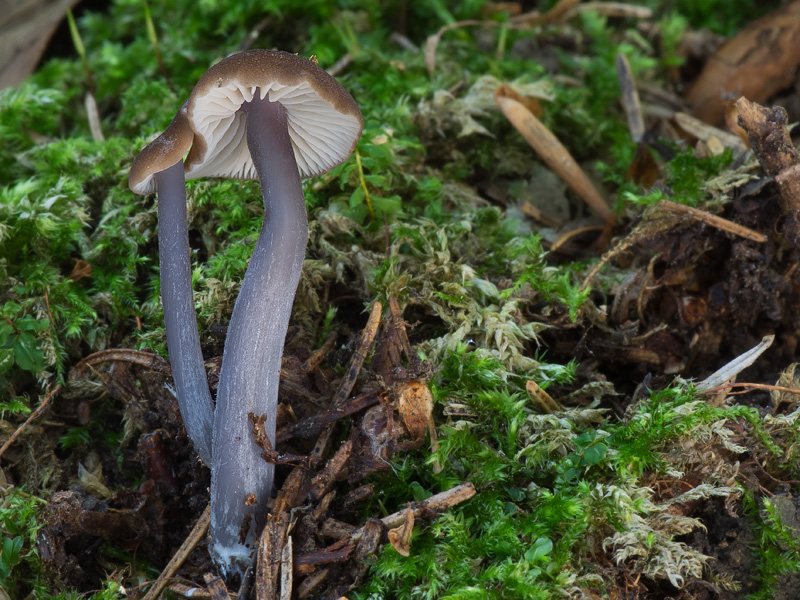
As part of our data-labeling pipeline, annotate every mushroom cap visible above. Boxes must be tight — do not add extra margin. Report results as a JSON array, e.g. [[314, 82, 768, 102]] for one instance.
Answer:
[[129, 102, 194, 195], [184, 49, 363, 182]]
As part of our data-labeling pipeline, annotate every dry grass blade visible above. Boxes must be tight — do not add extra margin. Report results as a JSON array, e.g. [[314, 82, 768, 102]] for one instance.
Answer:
[[141, 505, 211, 600], [673, 112, 747, 152], [424, 20, 530, 74], [616, 53, 644, 143], [697, 335, 774, 391], [495, 85, 613, 222]]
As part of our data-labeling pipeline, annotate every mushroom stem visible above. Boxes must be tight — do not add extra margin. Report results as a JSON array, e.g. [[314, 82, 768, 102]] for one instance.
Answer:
[[155, 160, 214, 465], [210, 96, 308, 570]]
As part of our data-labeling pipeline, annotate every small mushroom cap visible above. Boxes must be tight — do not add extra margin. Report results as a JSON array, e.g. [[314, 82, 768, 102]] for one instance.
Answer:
[[184, 49, 363, 181], [129, 102, 194, 195]]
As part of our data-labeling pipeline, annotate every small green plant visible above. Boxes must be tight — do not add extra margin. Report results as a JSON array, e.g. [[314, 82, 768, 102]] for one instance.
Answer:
[[743, 490, 800, 600]]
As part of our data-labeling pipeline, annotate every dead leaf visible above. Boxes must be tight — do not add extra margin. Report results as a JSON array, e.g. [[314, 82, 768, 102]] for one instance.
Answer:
[[687, 0, 800, 125], [387, 508, 414, 557], [0, 0, 79, 89], [396, 380, 434, 440]]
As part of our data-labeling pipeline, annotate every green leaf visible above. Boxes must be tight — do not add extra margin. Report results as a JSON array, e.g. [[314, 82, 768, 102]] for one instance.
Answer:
[[15, 316, 49, 332], [12, 333, 44, 372], [525, 537, 553, 563], [582, 443, 607, 465]]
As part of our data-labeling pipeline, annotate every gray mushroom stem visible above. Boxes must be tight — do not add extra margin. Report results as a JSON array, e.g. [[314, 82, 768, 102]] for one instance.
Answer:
[[210, 96, 308, 570], [155, 160, 214, 465]]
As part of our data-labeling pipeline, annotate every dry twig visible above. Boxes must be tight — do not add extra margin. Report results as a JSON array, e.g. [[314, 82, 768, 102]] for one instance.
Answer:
[[0, 385, 59, 461], [657, 199, 767, 243], [142, 505, 211, 600]]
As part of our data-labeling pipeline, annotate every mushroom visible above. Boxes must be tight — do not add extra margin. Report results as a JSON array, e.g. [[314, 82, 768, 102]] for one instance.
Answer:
[[183, 50, 362, 571], [129, 103, 214, 466]]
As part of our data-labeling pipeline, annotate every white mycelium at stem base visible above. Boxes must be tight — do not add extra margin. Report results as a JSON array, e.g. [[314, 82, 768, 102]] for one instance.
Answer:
[[209, 95, 308, 570]]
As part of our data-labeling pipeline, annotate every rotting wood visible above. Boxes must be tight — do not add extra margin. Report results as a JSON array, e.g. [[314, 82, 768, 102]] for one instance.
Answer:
[[255, 511, 290, 600], [310, 301, 382, 460], [735, 97, 800, 249], [203, 572, 229, 600], [297, 568, 329, 599], [294, 543, 355, 576], [309, 440, 353, 501], [141, 505, 210, 600]]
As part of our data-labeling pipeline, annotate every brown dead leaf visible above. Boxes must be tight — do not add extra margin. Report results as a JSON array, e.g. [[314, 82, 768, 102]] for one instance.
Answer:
[[0, 0, 79, 89], [68, 259, 92, 281], [387, 508, 414, 557], [627, 143, 660, 187], [687, 0, 800, 125], [396, 380, 434, 441]]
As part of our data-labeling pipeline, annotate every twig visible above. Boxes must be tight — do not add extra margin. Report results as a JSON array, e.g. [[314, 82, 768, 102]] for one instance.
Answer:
[[300, 332, 339, 374], [69, 348, 172, 380], [342, 482, 475, 545], [564, 2, 652, 19], [326, 53, 352, 77], [703, 382, 800, 396], [550, 226, 605, 252], [0, 385, 59, 461], [142, 505, 211, 600], [673, 112, 747, 152], [275, 392, 379, 443], [310, 302, 382, 459], [656, 199, 767, 243]]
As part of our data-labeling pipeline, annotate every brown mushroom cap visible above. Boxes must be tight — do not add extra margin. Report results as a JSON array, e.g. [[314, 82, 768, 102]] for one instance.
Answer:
[[184, 49, 363, 182], [129, 102, 194, 195]]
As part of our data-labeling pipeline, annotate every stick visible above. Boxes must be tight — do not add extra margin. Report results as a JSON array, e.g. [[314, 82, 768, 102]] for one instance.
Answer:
[[657, 199, 767, 243], [142, 505, 211, 600], [0, 385, 59, 461]]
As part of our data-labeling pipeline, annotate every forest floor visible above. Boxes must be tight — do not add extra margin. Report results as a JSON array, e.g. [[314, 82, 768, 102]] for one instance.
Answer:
[[2, 1, 800, 599]]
